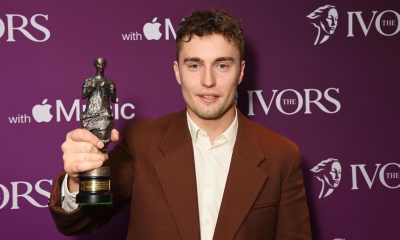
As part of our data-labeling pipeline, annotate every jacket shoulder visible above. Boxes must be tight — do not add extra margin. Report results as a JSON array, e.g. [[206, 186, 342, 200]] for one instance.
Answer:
[[240, 116, 300, 160], [239, 116, 303, 186], [245, 116, 298, 146], [122, 111, 183, 144]]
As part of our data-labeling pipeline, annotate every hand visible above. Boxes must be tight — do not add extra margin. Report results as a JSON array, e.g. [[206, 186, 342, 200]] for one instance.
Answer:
[[61, 128, 119, 192]]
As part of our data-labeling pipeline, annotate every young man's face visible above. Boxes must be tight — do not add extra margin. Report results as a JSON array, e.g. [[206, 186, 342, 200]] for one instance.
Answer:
[[174, 34, 245, 122]]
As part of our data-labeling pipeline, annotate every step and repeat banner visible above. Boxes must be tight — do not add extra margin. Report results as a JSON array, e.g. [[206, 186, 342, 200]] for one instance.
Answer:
[[1, 1, 399, 239]]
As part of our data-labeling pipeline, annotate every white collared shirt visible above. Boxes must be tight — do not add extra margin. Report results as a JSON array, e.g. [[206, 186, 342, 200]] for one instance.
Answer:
[[186, 111, 238, 240]]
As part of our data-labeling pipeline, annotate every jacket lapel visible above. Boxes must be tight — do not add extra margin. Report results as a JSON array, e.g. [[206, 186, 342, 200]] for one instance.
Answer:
[[154, 111, 201, 240], [213, 113, 269, 239]]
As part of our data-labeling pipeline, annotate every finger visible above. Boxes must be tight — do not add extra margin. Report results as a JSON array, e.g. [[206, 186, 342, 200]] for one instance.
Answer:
[[64, 152, 108, 165], [111, 129, 120, 142], [67, 129, 104, 149], [64, 152, 108, 174], [65, 159, 103, 174], [62, 141, 101, 154]]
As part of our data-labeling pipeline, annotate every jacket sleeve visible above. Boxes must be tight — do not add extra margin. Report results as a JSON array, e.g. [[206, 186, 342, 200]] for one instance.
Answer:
[[48, 135, 134, 236], [276, 148, 312, 240]]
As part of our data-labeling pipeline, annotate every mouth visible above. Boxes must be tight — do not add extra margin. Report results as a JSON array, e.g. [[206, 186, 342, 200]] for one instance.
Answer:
[[333, 180, 339, 185], [198, 94, 219, 103]]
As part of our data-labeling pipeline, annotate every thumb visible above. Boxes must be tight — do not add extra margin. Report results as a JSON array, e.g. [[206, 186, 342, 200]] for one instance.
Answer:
[[111, 129, 120, 142]]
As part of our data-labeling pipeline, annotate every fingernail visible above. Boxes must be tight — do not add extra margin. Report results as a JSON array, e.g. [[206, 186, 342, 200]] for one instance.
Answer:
[[97, 141, 104, 149]]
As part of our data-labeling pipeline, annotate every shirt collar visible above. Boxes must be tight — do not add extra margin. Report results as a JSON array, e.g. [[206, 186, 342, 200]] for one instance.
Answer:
[[186, 109, 238, 145]]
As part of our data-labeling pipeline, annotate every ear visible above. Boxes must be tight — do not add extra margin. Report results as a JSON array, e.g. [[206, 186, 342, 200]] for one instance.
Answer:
[[173, 61, 182, 85], [238, 60, 245, 85]]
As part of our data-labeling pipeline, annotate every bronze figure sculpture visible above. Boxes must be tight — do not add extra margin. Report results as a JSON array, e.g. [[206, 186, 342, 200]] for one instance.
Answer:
[[81, 58, 116, 149]]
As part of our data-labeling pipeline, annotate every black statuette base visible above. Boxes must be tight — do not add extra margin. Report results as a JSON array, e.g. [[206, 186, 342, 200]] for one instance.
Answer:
[[76, 166, 112, 205], [76, 192, 112, 206]]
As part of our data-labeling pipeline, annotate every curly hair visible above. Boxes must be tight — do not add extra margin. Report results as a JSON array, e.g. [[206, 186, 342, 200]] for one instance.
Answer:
[[306, 5, 336, 21], [175, 9, 244, 61], [310, 158, 339, 175]]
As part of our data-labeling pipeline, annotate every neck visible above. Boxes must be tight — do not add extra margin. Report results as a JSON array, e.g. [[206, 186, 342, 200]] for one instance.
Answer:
[[96, 71, 104, 77], [188, 106, 236, 144]]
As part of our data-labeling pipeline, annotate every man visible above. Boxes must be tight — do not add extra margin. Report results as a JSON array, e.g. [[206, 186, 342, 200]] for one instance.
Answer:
[[49, 9, 312, 240]]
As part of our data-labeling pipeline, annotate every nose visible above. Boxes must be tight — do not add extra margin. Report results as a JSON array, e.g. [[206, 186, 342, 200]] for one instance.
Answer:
[[333, 171, 339, 180], [331, 19, 337, 27], [201, 67, 216, 88]]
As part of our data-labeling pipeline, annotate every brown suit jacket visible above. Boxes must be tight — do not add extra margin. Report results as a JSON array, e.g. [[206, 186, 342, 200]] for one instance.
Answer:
[[49, 110, 311, 239]]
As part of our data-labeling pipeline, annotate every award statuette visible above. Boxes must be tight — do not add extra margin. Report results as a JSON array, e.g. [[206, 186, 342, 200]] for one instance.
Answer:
[[76, 57, 116, 205]]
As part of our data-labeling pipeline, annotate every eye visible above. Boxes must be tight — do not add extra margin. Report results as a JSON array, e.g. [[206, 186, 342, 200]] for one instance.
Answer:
[[187, 63, 201, 71], [328, 16, 335, 22], [216, 63, 230, 71]]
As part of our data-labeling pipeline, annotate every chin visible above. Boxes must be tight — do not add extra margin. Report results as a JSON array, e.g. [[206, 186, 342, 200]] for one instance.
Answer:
[[198, 112, 223, 120]]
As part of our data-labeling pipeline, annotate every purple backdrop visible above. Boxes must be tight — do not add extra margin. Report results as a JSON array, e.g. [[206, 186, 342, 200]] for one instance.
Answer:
[[1, 0, 399, 239]]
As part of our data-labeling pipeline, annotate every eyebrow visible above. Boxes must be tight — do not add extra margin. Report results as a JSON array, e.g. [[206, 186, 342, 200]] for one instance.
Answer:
[[183, 57, 235, 63], [215, 57, 235, 62], [183, 57, 202, 63]]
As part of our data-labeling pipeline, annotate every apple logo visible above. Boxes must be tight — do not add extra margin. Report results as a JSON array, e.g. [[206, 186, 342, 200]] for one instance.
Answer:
[[143, 17, 162, 40], [32, 99, 53, 123]]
